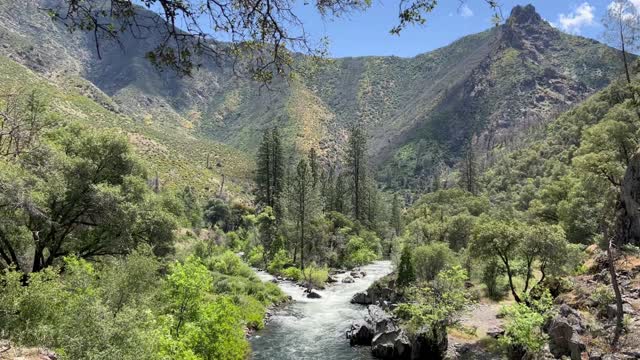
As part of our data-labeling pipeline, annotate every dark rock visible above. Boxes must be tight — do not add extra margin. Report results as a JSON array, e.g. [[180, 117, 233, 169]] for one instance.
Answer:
[[347, 321, 374, 346], [590, 350, 603, 360], [351, 291, 372, 305], [607, 303, 635, 319], [306, 290, 322, 299], [368, 305, 396, 333], [411, 323, 448, 360], [548, 315, 585, 360], [327, 275, 338, 283], [342, 276, 355, 283], [372, 329, 412, 360], [361, 271, 367, 278], [351, 271, 362, 278]]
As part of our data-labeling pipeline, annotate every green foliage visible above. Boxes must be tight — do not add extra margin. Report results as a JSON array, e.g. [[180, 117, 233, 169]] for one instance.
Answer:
[[395, 266, 471, 330], [344, 235, 379, 268], [302, 264, 330, 288], [397, 244, 416, 287], [281, 266, 303, 281], [267, 249, 292, 274], [413, 242, 457, 281], [591, 285, 615, 313], [482, 258, 505, 300], [499, 291, 553, 356]]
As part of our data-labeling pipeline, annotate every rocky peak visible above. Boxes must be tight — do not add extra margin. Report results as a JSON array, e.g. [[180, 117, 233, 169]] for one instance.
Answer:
[[502, 4, 558, 57], [507, 4, 543, 27]]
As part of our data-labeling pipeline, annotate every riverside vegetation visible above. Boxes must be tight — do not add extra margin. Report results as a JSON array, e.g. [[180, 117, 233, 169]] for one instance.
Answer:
[[2, 1, 640, 360]]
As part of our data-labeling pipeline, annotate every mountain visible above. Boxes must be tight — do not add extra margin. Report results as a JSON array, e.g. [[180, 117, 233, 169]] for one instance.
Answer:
[[0, 1, 628, 191]]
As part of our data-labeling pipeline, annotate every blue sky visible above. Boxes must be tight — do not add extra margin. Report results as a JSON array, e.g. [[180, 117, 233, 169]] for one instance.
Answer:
[[292, 1, 621, 58]]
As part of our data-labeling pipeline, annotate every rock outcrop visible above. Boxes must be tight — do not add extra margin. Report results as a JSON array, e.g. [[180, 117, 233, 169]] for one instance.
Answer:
[[350, 283, 400, 306], [347, 305, 448, 360], [548, 305, 586, 360]]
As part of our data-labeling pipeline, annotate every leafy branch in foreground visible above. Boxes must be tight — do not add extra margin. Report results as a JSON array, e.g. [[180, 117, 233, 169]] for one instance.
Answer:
[[45, 0, 501, 79]]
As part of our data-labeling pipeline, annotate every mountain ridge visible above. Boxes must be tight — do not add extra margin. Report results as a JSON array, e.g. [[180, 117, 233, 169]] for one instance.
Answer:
[[0, 1, 629, 190]]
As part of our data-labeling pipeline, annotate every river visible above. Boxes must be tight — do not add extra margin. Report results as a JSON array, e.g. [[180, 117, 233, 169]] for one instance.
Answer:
[[250, 261, 394, 360]]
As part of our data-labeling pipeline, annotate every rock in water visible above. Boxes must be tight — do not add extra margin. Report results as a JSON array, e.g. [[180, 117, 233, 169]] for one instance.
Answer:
[[342, 276, 355, 283], [306, 290, 322, 299], [346, 321, 374, 346], [371, 329, 411, 360], [351, 291, 372, 305]]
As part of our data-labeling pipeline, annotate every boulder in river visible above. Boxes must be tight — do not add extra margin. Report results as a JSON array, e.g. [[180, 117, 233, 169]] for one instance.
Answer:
[[342, 276, 355, 283], [346, 321, 374, 346], [351, 271, 362, 278], [351, 291, 372, 305], [327, 275, 339, 283], [306, 290, 322, 299], [371, 329, 411, 359], [351, 286, 399, 306]]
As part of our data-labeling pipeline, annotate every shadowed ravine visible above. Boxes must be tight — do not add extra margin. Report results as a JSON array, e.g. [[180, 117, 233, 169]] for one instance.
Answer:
[[250, 261, 393, 360]]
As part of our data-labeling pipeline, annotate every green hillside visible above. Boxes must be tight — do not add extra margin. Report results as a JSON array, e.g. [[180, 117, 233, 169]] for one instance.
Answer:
[[0, 56, 254, 199]]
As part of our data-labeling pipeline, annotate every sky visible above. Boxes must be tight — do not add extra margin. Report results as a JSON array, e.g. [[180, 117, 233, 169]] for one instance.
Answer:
[[290, 0, 626, 58]]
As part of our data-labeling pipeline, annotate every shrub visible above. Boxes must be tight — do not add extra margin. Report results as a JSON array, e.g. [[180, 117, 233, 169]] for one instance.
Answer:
[[413, 242, 456, 281], [344, 236, 379, 268], [282, 267, 303, 281], [302, 264, 329, 288], [247, 245, 264, 267], [591, 285, 615, 314], [207, 251, 255, 278], [482, 258, 505, 300], [267, 249, 291, 274], [499, 291, 553, 357]]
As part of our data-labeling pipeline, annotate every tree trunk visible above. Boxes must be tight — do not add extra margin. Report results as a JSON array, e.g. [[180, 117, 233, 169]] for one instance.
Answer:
[[620, 25, 631, 84], [504, 259, 521, 303], [608, 237, 624, 346]]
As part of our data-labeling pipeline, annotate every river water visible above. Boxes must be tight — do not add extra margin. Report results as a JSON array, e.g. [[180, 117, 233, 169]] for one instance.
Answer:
[[250, 261, 394, 360]]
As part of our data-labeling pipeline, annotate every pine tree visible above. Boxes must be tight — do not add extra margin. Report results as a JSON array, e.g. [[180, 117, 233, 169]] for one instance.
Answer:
[[287, 158, 321, 270], [346, 123, 367, 222], [391, 194, 403, 237], [271, 128, 285, 219], [255, 128, 285, 219], [256, 130, 273, 208], [397, 245, 416, 287], [334, 172, 347, 214], [460, 142, 479, 195], [308, 147, 320, 188]]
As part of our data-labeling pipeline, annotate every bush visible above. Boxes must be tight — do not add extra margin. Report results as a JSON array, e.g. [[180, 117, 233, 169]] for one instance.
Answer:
[[247, 245, 264, 267], [303, 264, 329, 288], [207, 250, 255, 278], [499, 291, 553, 357], [282, 267, 303, 281], [591, 285, 615, 314], [413, 242, 456, 281], [482, 258, 505, 300], [267, 249, 291, 274], [344, 236, 379, 268]]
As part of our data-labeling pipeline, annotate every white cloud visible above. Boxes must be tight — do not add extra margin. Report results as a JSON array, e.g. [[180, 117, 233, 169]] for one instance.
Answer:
[[459, 4, 473, 18], [557, 2, 596, 34]]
